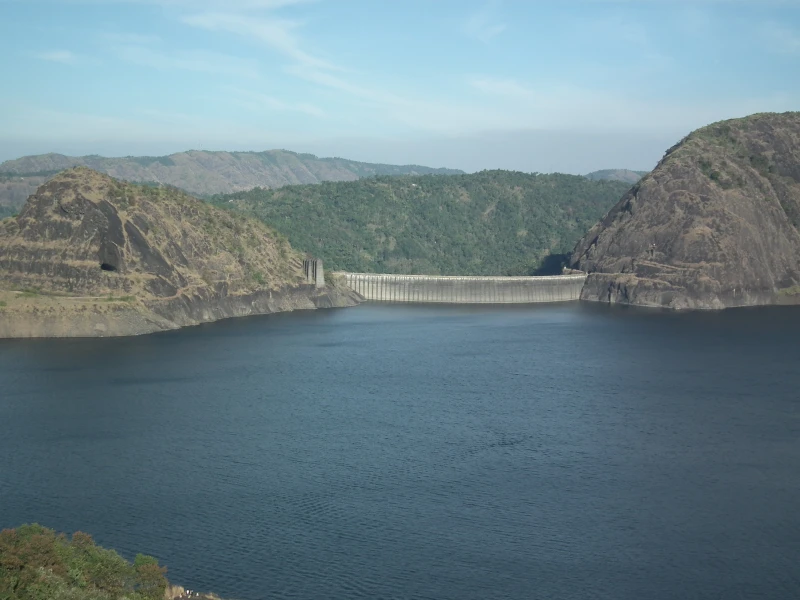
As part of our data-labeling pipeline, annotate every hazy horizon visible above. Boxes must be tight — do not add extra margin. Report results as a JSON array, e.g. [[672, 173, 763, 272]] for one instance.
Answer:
[[1, 0, 798, 172], [0, 127, 676, 174]]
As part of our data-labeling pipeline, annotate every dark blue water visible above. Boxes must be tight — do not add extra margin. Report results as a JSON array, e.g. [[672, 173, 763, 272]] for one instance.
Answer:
[[1, 303, 799, 600]]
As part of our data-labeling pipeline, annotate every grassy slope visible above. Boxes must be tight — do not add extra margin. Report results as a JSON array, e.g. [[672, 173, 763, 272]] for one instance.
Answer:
[[214, 170, 632, 276]]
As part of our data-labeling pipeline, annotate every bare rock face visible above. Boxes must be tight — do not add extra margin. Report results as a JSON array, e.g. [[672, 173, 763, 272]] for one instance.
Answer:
[[571, 112, 800, 309], [0, 168, 360, 337]]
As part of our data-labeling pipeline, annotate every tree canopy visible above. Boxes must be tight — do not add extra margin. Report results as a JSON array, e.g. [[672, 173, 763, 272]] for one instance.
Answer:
[[0, 524, 168, 600], [212, 170, 630, 275]]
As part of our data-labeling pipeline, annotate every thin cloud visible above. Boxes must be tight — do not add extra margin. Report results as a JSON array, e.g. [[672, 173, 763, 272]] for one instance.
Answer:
[[2, 104, 292, 144], [576, 0, 800, 3], [228, 87, 324, 117], [284, 65, 403, 106], [34, 50, 78, 64], [760, 22, 800, 54], [577, 14, 649, 46], [136, 108, 204, 123], [678, 6, 714, 36], [181, 12, 338, 70], [100, 32, 161, 44], [13, 0, 799, 153], [465, 75, 798, 136], [468, 77, 536, 98], [463, 3, 507, 43], [284, 65, 521, 133], [108, 0, 530, 133], [210, 0, 314, 8], [114, 45, 261, 78], [40, 0, 315, 8]]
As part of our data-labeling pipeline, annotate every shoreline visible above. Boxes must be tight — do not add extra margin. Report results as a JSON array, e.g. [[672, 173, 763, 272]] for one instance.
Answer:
[[0, 283, 362, 339]]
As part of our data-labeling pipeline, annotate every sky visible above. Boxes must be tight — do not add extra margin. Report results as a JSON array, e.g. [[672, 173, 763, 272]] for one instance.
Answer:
[[0, 0, 798, 173]]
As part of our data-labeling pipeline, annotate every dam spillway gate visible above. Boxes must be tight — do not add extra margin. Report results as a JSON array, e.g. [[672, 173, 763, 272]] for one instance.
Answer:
[[339, 272, 587, 304]]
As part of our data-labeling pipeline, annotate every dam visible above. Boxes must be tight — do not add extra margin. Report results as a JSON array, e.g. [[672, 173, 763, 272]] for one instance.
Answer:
[[339, 272, 587, 304]]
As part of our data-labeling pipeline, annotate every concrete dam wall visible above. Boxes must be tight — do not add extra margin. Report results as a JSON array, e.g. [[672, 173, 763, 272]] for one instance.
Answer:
[[340, 273, 587, 304]]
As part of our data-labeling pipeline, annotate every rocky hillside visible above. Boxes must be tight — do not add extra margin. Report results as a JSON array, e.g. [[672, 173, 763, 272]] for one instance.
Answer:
[[584, 169, 648, 184], [0, 168, 359, 337], [0, 150, 463, 211], [214, 171, 631, 276], [572, 112, 800, 309]]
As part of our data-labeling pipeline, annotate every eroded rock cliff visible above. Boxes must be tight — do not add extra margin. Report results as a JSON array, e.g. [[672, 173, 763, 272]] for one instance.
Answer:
[[571, 112, 800, 309], [0, 168, 360, 337]]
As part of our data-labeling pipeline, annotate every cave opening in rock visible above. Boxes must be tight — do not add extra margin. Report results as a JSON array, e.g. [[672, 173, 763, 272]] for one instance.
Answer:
[[100, 263, 117, 272]]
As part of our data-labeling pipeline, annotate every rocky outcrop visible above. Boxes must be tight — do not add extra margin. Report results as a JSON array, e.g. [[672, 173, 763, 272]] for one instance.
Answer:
[[0, 168, 361, 337], [165, 584, 223, 599], [571, 112, 800, 309]]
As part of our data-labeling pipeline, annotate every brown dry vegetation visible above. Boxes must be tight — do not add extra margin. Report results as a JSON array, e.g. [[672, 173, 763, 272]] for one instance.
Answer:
[[0, 168, 303, 301], [0, 168, 360, 337]]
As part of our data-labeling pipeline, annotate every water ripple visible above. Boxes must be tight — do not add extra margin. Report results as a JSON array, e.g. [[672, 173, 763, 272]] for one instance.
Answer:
[[1, 304, 799, 599]]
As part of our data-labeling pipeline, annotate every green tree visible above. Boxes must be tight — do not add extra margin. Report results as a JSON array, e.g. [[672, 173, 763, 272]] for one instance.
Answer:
[[210, 170, 630, 276], [0, 525, 169, 600]]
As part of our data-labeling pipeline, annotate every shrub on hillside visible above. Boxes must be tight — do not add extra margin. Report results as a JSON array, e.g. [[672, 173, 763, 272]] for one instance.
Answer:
[[0, 524, 168, 600]]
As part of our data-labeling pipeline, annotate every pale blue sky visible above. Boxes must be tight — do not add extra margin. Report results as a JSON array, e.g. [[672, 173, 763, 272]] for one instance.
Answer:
[[0, 0, 798, 172]]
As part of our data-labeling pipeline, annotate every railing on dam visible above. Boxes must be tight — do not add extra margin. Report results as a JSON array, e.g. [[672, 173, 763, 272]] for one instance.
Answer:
[[339, 272, 587, 304]]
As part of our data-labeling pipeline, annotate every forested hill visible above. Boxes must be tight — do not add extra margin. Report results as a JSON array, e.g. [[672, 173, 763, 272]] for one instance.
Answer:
[[0, 150, 463, 212], [213, 170, 632, 276]]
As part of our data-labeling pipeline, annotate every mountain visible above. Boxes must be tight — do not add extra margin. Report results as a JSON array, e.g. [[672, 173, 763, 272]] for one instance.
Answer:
[[584, 169, 648, 184], [0, 168, 359, 338], [0, 150, 464, 212], [213, 170, 632, 276], [571, 112, 800, 309]]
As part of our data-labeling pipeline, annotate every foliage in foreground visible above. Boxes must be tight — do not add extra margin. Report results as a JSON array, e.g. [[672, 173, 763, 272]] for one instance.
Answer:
[[0, 524, 168, 600], [212, 170, 632, 276]]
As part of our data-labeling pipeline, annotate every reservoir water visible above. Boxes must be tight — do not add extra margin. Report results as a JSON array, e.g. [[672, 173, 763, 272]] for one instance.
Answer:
[[1, 303, 799, 600]]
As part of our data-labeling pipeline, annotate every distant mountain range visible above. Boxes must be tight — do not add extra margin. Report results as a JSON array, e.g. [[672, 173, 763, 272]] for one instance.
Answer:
[[0, 150, 464, 210], [584, 169, 648, 184], [0, 149, 645, 214]]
